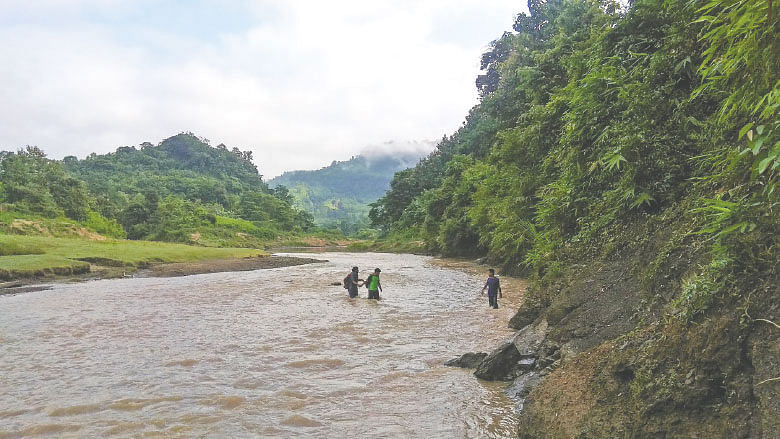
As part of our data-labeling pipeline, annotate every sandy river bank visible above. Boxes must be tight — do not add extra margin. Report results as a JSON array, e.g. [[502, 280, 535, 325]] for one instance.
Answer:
[[0, 254, 325, 295]]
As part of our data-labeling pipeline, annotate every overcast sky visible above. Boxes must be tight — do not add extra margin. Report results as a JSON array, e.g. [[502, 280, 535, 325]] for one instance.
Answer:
[[0, 0, 525, 178]]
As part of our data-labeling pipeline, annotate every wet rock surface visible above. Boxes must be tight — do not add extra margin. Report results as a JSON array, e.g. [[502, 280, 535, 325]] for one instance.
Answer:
[[444, 352, 488, 369], [474, 342, 523, 380], [512, 320, 547, 356], [473, 321, 556, 382], [506, 372, 543, 400]]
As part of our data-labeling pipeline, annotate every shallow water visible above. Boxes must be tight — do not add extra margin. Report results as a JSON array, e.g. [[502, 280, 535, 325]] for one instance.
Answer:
[[0, 252, 522, 438]]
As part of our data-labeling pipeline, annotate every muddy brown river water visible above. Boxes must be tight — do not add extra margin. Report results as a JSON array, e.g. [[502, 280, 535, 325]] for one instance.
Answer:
[[0, 252, 523, 438]]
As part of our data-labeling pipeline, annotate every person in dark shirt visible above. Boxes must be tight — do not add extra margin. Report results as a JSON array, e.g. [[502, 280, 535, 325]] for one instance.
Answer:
[[480, 268, 502, 309], [348, 266, 363, 298]]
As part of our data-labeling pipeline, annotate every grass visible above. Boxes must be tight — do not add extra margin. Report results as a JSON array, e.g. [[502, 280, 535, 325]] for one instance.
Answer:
[[0, 234, 266, 280], [0, 240, 46, 256]]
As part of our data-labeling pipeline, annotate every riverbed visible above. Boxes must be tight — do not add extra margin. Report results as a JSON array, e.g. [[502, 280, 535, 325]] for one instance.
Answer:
[[0, 252, 522, 438]]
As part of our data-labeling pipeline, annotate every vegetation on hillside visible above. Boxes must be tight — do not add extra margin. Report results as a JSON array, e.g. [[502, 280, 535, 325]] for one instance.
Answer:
[[268, 149, 426, 235], [372, 0, 777, 297], [0, 133, 316, 248], [371, 0, 778, 435]]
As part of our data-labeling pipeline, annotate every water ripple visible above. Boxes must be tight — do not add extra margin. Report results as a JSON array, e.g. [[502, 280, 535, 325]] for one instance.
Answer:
[[0, 252, 521, 438]]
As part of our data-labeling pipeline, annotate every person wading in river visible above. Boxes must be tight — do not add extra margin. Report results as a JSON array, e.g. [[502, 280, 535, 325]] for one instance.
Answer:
[[365, 268, 382, 300], [480, 268, 502, 309], [348, 266, 363, 299]]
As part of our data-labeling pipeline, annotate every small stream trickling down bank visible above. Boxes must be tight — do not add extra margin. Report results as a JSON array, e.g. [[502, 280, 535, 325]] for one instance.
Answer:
[[0, 252, 523, 438]]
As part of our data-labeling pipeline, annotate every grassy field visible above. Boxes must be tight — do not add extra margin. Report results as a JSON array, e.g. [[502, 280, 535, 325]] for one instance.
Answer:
[[0, 234, 265, 280]]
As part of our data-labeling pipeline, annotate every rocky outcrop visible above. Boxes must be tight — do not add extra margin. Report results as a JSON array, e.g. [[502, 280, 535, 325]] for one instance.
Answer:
[[444, 352, 487, 368], [474, 342, 524, 380], [506, 372, 543, 411], [473, 320, 556, 384]]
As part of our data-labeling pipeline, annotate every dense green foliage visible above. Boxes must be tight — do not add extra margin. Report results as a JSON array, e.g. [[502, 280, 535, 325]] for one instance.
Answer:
[[0, 146, 92, 220], [372, 0, 778, 283], [371, 2, 778, 433], [268, 150, 425, 235], [64, 133, 266, 213], [1, 133, 315, 246]]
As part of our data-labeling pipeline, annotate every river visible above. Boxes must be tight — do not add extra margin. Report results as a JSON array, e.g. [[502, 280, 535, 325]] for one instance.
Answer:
[[0, 252, 523, 438]]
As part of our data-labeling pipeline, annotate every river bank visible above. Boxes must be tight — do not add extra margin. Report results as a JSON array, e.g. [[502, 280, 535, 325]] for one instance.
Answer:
[[0, 252, 325, 295], [450, 213, 779, 437]]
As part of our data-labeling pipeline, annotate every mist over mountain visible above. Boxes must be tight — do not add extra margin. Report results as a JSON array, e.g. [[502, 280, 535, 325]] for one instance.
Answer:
[[267, 142, 432, 234], [358, 140, 434, 163]]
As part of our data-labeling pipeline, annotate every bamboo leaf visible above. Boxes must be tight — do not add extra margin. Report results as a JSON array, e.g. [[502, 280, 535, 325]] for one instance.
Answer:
[[757, 156, 775, 174], [738, 122, 754, 139], [751, 138, 765, 155]]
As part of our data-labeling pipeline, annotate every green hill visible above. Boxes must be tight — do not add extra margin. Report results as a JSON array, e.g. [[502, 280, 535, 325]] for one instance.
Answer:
[[267, 144, 429, 234], [64, 132, 266, 215], [1, 133, 314, 248]]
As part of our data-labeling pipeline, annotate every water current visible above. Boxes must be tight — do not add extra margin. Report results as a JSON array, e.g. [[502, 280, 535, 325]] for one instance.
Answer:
[[0, 252, 524, 438]]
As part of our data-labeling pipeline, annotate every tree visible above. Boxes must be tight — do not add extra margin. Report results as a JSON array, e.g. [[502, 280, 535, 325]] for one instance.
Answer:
[[476, 32, 514, 97]]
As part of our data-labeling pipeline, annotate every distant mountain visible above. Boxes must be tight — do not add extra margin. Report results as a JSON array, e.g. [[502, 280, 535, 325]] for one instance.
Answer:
[[267, 143, 429, 233]]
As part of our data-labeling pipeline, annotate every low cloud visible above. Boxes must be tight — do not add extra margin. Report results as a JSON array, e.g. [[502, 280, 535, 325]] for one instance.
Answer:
[[360, 140, 436, 162]]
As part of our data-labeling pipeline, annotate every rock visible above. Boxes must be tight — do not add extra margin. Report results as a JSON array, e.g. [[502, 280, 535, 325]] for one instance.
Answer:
[[517, 356, 536, 371], [506, 372, 543, 399], [512, 319, 547, 356], [474, 342, 523, 381], [444, 352, 488, 368], [474, 320, 550, 381]]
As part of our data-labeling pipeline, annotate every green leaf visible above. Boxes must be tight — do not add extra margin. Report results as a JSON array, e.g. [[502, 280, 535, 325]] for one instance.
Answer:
[[692, 15, 716, 23], [757, 155, 776, 174], [738, 123, 754, 139], [630, 192, 655, 209], [696, 0, 722, 14], [604, 152, 627, 172], [751, 138, 765, 155], [718, 222, 746, 238]]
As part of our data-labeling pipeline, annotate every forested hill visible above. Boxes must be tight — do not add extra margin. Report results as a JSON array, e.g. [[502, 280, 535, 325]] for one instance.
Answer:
[[64, 133, 266, 206], [267, 147, 427, 234], [372, 0, 778, 436], [1, 133, 313, 247]]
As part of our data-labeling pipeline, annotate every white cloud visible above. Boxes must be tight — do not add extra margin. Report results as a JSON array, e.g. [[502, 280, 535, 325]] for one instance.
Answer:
[[0, 0, 524, 177]]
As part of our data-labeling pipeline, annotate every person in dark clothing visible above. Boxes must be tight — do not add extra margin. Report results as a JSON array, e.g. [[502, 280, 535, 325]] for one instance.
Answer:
[[348, 266, 363, 298], [480, 268, 502, 309]]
